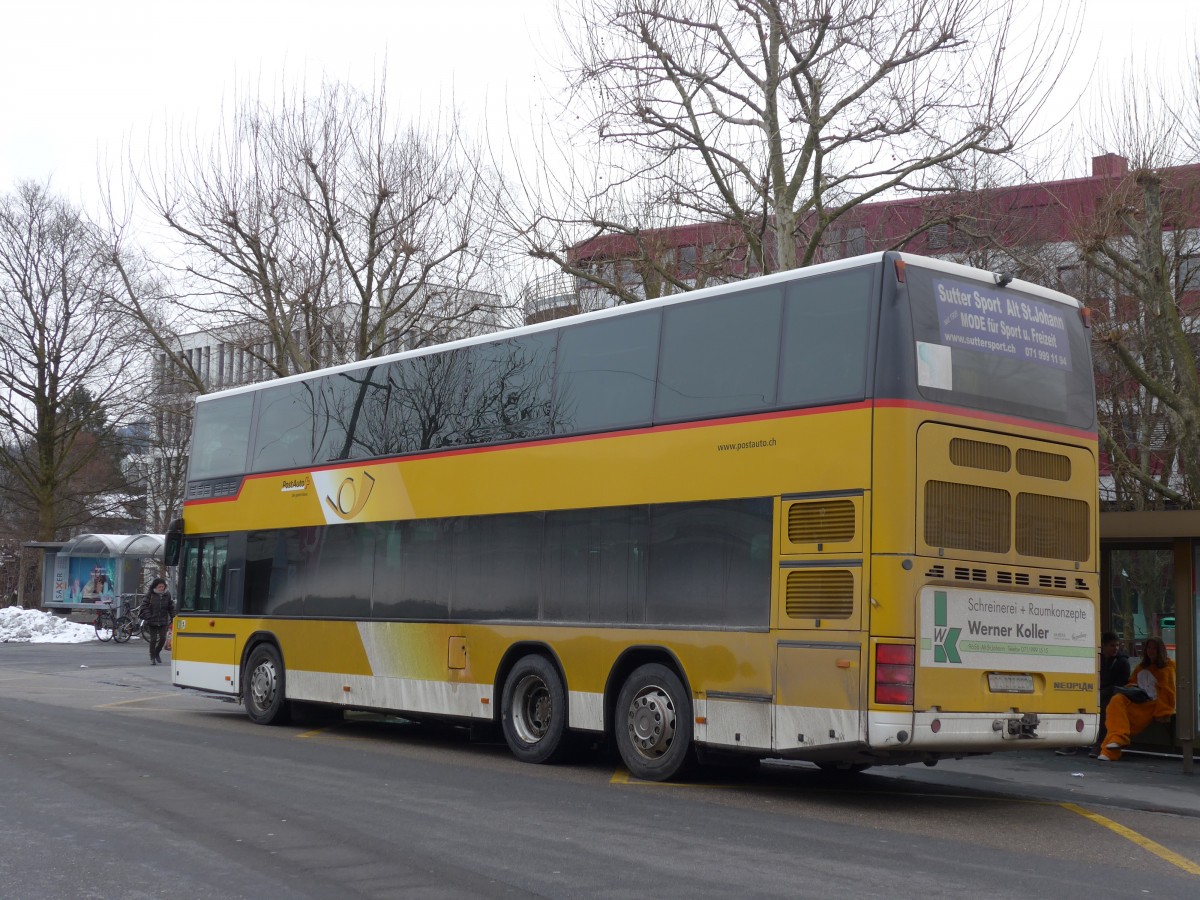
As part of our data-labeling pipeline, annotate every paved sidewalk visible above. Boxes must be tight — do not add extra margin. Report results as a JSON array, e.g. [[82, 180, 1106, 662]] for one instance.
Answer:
[[882, 748, 1200, 818]]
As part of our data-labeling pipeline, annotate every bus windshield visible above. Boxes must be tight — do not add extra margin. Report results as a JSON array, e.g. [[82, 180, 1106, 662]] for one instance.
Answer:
[[904, 262, 1095, 431]]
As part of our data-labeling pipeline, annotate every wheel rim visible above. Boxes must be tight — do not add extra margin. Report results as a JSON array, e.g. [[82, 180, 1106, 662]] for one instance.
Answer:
[[625, 684, 677, 761], [249, 659, 278, 713], [510, 673, 553, 745]]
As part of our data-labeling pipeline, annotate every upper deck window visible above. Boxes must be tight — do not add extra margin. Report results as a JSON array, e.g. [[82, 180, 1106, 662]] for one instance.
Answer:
[[189, 393, 254, 480], [655, 285, 783, 421], [778, 266, 874, 407], [250, 380, 321, 473]]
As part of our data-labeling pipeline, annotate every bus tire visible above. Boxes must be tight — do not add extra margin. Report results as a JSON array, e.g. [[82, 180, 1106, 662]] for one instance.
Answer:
[[501, 655, 568, 764], [244, 643, 291, 726], [615, 663, 692, 782]]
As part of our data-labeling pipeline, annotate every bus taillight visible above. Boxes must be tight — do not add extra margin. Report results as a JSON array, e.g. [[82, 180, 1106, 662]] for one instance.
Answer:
[[875, 643, 915, 705]]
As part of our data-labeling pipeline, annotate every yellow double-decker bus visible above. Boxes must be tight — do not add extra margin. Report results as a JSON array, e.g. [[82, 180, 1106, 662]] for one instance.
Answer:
[[169, 251, 1099, 780]]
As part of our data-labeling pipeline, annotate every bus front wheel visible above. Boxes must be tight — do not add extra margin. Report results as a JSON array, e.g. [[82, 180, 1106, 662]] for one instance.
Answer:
[[615, 664, 692, 782], [244, 643, 291, 726], [501, 655, 568, 764]]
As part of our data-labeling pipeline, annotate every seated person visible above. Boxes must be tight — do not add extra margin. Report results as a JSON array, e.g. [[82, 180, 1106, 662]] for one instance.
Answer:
[[1097, 636, 1176, 761]]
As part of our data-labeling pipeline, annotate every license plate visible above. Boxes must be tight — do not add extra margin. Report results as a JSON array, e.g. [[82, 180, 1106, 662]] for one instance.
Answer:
[[988, 673, 1034, 693]]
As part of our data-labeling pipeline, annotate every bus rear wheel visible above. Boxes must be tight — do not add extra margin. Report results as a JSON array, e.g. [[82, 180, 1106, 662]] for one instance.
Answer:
[[244, 643, 291, 726], [615, 664, 692, 782], [501, 655, 568, 764]]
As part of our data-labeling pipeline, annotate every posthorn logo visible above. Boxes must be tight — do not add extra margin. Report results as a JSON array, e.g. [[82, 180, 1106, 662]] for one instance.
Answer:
[[933, 590, 962, 664], [324, 471, 376, 521]]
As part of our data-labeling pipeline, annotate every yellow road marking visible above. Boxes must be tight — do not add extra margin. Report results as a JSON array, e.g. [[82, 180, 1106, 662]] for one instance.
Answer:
[[609, 768, 721, 788], [609, 771, 1200, 876], [1060, 802, 1200, 877], [296, 727, 332, 739]]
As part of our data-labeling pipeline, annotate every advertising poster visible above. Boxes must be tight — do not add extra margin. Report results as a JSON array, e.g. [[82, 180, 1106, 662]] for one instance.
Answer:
[[932, 277, 1073, 371], [65, 557, 118, 604], [919, 586, 1095, 674]]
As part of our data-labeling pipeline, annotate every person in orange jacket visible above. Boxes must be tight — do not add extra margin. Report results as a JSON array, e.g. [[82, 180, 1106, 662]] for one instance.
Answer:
[[1097, 636, 1176, 761]]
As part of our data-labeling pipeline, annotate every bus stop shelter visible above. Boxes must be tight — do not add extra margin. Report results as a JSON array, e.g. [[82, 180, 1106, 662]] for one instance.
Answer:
[[1100, 511, 1198, 774], [26, 533, 165, 612]]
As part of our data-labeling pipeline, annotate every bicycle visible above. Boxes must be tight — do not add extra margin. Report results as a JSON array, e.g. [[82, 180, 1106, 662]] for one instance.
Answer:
[[119, 601, 151, 643], [93, 601, 118, 642]]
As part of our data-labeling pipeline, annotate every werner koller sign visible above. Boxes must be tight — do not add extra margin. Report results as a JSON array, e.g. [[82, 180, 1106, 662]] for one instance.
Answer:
[[933, 277, 1073, 371], [919, 586, 1095, 673]]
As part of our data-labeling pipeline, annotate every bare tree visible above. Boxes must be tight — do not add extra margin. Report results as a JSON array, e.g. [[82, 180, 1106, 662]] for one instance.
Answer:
[[0, 182, 146, 543], [501, 0, 1075, 298], [126, 78, 507, 383], [1072, 65, 1200, 509]]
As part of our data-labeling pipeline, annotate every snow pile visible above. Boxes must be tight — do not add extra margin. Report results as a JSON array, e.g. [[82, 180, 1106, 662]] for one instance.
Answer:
[[0, 606, 96, 643]]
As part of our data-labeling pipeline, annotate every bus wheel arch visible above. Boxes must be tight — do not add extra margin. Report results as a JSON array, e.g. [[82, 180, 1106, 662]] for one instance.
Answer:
[[242, 634, 291, 726], [606, 648, 694, 781], [497, 644, 570, 764]]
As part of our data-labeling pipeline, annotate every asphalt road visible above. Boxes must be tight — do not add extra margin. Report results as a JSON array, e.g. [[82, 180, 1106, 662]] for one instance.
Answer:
[[1, 641, 1197, 899]]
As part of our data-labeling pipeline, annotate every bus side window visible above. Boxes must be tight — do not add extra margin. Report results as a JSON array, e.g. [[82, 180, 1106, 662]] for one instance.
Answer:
[[779, 267, 874, 407], [180, 541, 200, 612], [655, 286, 783, 422], [179, 536, 229, 613], [198, 537, 228, 613]]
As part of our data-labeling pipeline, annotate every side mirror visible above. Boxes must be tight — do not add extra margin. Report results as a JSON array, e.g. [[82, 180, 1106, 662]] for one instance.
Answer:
[[163, 517, 184, 567]]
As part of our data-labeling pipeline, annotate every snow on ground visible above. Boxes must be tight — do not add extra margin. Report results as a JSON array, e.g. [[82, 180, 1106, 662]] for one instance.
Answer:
[[1, 606, 95, 643]]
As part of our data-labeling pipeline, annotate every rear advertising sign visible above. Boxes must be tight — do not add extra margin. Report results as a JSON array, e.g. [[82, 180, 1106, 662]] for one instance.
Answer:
[[932, 277, 1072, 371], [919, 587, 1095, 673]]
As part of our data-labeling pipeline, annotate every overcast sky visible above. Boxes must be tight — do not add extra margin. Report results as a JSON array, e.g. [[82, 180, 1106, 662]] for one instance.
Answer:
[[0, 0, 558, 201], [0, 0, 1196, 206]]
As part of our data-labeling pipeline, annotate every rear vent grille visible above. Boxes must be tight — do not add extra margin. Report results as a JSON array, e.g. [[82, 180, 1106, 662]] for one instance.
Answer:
[[950, 438, 1011, 472], [787, 499, 855, 544], [927, 565, 1083, 590], [1016, 494, 1090, 562], [924, 481, 1011, 554], [785, 570, 854, 620], [1017, 449, 1071, 481]]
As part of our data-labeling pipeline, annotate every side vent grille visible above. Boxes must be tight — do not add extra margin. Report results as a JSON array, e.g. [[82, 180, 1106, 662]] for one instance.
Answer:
[[950, 438, 1011, 472], [1039, 575, 1069, 590], [787, 499, 855, 544], [785, 570, 854, 620], [925, 481, 1011, 554], [1016, 494, 1090, 562], [1017, 449, 1071, 481]]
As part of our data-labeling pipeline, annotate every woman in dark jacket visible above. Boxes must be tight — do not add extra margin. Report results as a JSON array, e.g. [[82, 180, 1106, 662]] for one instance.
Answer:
[[140, 577, 176, 666]]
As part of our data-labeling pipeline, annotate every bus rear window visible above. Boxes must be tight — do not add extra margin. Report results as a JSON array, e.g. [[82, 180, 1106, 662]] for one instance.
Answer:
[[905, 265, 1095, 430]]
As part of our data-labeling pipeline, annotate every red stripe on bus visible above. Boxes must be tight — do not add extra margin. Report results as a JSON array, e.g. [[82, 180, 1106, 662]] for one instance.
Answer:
[[870, 399, 1098, 441]]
